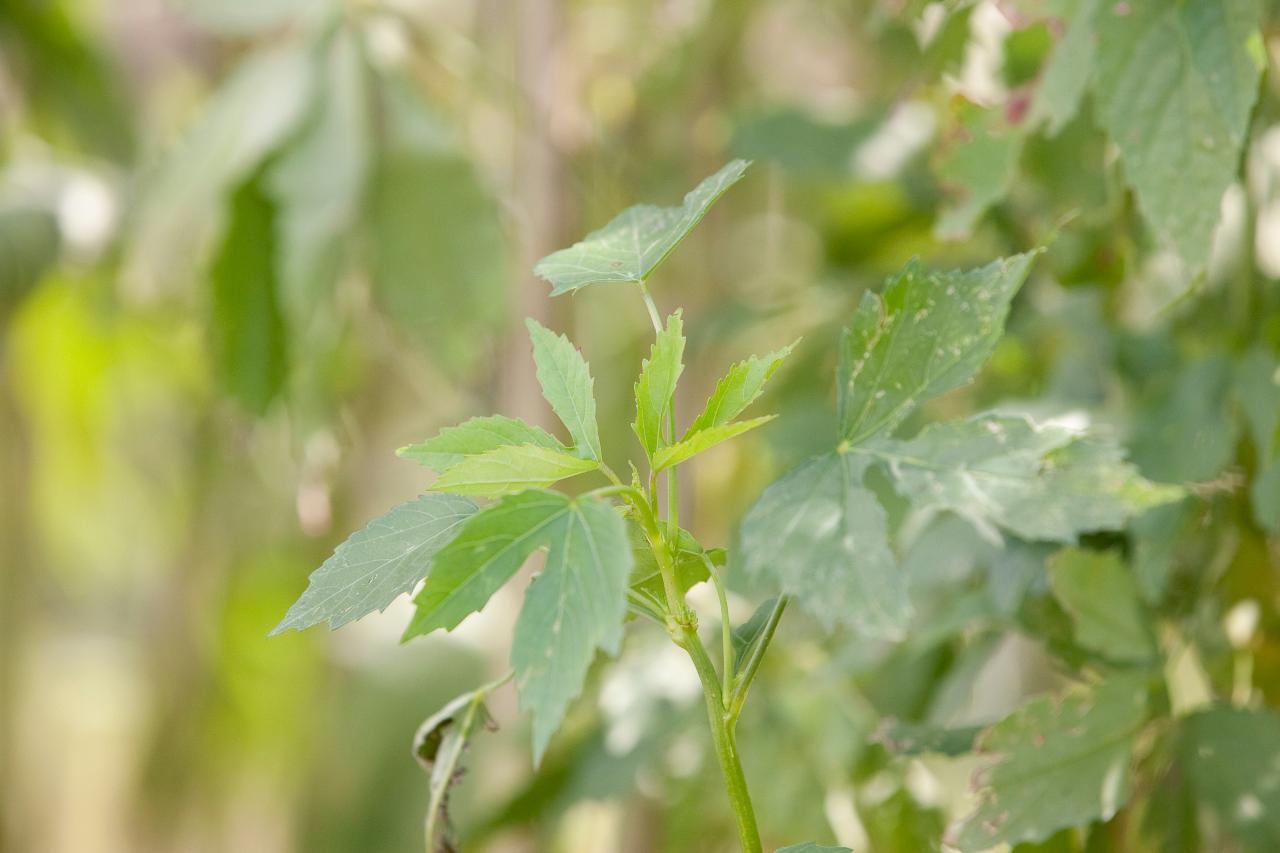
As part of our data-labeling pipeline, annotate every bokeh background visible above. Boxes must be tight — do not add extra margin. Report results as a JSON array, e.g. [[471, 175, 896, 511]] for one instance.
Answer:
[[3, 1, 1279, 851]]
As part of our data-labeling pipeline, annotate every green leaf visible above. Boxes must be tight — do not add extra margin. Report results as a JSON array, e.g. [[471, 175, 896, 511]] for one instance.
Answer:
[[404, 491, 569, 638], [633, 311, 685, 455], [653, 416, 775, 471], [837, 253, 1037, 445], [1047, 548, 1157, 664], [731, 597, 779, 664], [398, 415, 564, 473], [210, 177, 287, 414], [860, 413, 1182, 543], [1133, 356, 1240, 483], [1253, 460, 1280, 534], [873, 719, 982, 757], [128, 43, 313, 289], [935, 98, 1026, 239], [0, 207, 59, 315], [949, 675, 1150, 851], [776, 844, 852, 852], [533, 160, 750, 295], [1093, 0, 1263, 268], [628, 524, 709, 604], [1027, 0, 1101, 135], [511, 496, 633, 762], [738, 452, 908, 638], [266, 29, 369, 311], [369, 76, 508, 371], [526, 319, 602, 461], [429, 445, 599, 496], [1180, 705, 1280, 850], [687, 342, 795, 434], [271, 493, 477, 634]]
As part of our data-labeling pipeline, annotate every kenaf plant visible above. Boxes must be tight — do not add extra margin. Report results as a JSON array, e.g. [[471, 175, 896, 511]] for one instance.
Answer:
[[273, 161, 1177, 852]]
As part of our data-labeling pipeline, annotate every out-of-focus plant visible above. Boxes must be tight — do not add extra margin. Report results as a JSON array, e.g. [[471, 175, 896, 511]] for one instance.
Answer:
[[275, 162, 1185, 852]]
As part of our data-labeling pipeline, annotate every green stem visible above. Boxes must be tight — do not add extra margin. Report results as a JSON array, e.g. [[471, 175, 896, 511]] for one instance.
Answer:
[[705, 554, 734, 700], [680, 627, 763, 853], [638, 281, 664, 335], [728, 595, 787, 725]]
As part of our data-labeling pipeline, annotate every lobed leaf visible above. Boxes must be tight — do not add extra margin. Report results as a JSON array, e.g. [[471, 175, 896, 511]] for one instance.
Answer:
[[527, 319, 602, 461], [837, 253, 1037, 445], [859, 413, 1182, 544], [737, 452, 908, 638], [948, 674, 1150, 851], [686, 342, 795, 435], [633, 312, 685, 456], [533, 160, 750, 295], [398, 415, 564, 473], [429, 445, 598, 496], [653, 415, 775, 472], [272, 493, 478, 634], [511, 497, 633, 762]]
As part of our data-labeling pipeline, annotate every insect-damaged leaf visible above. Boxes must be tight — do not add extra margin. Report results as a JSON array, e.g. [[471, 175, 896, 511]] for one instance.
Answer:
[[737, 452, 908, 638], [429, 445, 598, 497], [272, 493, 478, 634], [858, 413, 1182, 544], [1178, 705, 1280, 850], [398, 415, 564, 473], [948, 674, 1150, 851], [633, 312, 685, 456], [837, 253, 1037, 445], [403, 491, 632, 763], [533, 160, 750, 295], [527, 319, 602, 461]]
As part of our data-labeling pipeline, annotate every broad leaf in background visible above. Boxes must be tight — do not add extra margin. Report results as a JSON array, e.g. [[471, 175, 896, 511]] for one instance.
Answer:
[[404, 490, 570, 638], [510, 496, 632, 762], [527, 319, 602, 461], [1180, 705, 1280, 849], [859, 413, 1181, 543], [738, 452, 907, 637], [429, 445, 598, 497], [209, 178, 287, 414], [873, 719, 982, 757], [128, 43, 312, 290], [398, 415, 564, 473], [949, 674, 1150, 851], [633, 311, 685, 456], [533, 160, 750, 294], [653, 416, 775, 471], [1048, 548, 1156, 664], [370, 75, 508, 371], [837, 253, 1036, 444], [1027, 0, 1100, 135], [1093, 0, 1263, 268], [687, 342, 794, 434], [1236, 347, 1280, 532], [266, 28, 369, 312], [935, 98, 1026, 239], [1132, 356, 1239, 483], [775, 843, 852, 852], [272, 493, 477, 633]]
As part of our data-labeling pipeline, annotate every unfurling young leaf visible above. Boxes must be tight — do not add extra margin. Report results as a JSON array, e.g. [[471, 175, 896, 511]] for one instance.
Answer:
[[837, 252, 1037, 444], [272, 493, 478, 634], [948, 674, 1150, 851], [429, 444, 598, 496], [533, 160, 750, 295], [526, 319, 602, 461], [397, 414, 564, 473], [653, 415, 775, 472], [633, 311, 685, 455], [687, 342, 794, 435]]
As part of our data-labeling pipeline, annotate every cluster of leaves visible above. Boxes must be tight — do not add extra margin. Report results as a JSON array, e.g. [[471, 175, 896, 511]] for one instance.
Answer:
[[127, 4, 509, 414], [276, 162, 1197, 851]]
